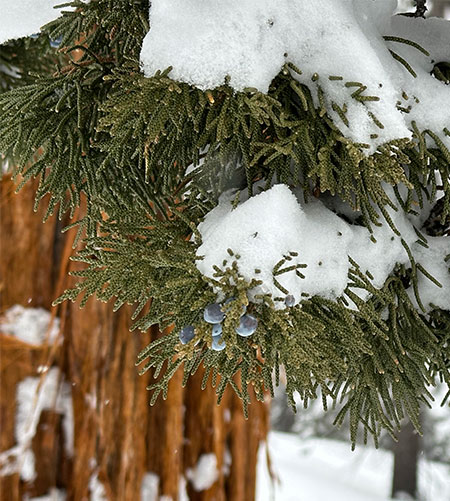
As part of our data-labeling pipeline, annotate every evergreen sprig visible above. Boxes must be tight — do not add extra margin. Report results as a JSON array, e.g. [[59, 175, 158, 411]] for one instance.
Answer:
[[1, 0, 449, 447], [54, 191, 450, 445]]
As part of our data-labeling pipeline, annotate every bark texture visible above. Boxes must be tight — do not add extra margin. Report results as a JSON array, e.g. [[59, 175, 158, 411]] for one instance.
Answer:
[[0, 176, 269, 500]]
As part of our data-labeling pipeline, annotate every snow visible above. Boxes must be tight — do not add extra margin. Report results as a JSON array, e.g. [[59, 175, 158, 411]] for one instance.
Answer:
[[412, 236, 450, 310], [196, 184, 450, 311], [179, 475, 189, 501], [186, 454, 219, 491], [0, 0, 68, 44], [141, 472, 159, 501], [256, 431, 450, 501], [0, 368, 73, 482], [16, 368, 74, 457], [141, 0, 450, 152], [89, 472, 108, 501], [28, 489, 66, 501], [1, 305, 60, 345]]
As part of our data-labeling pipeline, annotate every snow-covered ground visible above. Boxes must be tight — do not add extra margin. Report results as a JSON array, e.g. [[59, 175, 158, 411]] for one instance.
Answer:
[[257, 432, 450, 501]]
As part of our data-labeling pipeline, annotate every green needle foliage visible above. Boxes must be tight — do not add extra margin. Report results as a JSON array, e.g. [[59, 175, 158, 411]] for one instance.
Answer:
[[1, 0, 449, 447]]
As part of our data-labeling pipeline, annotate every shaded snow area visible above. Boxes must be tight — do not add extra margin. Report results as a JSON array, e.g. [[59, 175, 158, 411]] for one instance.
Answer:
[[256, 432, 450, 501], [1, 305, 60, 345], [196, 184, 450, 311], [141, 0, 450, 152], [0, 0, 70, 44], [0, 368, 73, 482]]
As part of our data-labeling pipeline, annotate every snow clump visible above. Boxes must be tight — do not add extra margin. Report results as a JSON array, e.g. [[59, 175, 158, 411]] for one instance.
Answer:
[[196, 184, 450, 311], [186, 453, 219, 491]]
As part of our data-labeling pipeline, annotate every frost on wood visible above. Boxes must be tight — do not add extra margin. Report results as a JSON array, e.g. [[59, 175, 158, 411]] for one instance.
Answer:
[[141, 0, 450, 151], [0, 368, 73, 482], [256, 432, 450, 501], [196, 184, 450, 311], [186, 453, 219, 492], [1, 305, 60, 345], [0, 0, 68, 44]]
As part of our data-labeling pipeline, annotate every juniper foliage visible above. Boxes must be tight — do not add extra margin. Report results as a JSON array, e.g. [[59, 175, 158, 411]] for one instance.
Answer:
[[1, 0, 449, 447]]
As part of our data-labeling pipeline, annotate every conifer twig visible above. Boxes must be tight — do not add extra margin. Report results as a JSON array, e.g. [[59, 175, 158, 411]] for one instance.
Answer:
[[414, 0, 427, 17]]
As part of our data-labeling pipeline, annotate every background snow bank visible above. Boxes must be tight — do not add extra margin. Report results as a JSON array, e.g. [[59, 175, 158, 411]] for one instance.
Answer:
[[0, 0, 70, 44], [196, 184, 450, 311], [256, 432, 450, 501], [141, 0, 450, 151]]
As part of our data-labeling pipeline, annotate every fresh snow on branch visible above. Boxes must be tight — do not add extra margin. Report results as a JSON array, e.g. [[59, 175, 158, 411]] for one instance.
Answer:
[[196, 184, 450, 311], [141, 0, 450, 152]]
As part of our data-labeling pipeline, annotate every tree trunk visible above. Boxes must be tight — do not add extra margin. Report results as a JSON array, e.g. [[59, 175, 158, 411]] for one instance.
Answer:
[[0, 175, 269, 500], [429, 0, 449, 17], [391, 419, 420, 500]]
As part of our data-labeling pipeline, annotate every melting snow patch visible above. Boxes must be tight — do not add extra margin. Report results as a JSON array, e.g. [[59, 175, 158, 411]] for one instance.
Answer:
[[186, 454, 219, 491]]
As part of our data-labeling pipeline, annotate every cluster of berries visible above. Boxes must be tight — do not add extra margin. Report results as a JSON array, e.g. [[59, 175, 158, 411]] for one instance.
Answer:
[[179, 294, 296, 350], [179, 299, 258, 351]]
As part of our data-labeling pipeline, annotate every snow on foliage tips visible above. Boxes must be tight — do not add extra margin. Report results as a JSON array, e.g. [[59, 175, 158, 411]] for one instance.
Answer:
[[196, 184, 450, 312], [141, 0, 450, 152]]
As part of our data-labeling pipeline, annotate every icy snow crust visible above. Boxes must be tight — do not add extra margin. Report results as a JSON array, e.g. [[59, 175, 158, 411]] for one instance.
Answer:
[[0, 0, 68, 44], [196, 184, 450, 311], [141, 0, 450, 152]]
